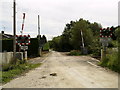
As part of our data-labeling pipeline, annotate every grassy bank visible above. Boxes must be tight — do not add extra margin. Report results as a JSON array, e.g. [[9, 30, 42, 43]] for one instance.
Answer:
[[99, 50, 120, 73], [1, 61, 41, 84]]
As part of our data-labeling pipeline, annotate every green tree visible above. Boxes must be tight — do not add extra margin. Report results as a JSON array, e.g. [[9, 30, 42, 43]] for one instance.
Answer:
[[70, 19, 94, 51]]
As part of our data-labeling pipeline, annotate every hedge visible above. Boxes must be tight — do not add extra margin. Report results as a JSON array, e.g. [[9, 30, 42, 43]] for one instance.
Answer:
[[28, 38, 39, 57]]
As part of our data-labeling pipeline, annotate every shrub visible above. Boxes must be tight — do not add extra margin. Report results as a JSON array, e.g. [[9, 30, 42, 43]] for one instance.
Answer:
[[2, 38, 40, 57], [43, 42, 49, 51], [28, 38, 39, 57], [69, 50, 81, 56]]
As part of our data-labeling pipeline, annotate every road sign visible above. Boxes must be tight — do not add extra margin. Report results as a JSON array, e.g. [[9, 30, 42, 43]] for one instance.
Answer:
[[16, 35, 30, 45], [20, 46, 28, 50], [100, 28, 113, 38], [100, 37, 111, 47]]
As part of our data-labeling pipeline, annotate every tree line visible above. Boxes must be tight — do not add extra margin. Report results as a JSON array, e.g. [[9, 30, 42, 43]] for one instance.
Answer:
[[49, 18, 118, 56]]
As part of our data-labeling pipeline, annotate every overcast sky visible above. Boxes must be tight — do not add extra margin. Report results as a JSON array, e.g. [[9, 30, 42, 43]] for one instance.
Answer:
[[0, 0, 119, 40]]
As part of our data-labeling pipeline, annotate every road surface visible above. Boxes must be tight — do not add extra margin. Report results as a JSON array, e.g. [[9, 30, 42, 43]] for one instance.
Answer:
[[3, 51, 118, 88]]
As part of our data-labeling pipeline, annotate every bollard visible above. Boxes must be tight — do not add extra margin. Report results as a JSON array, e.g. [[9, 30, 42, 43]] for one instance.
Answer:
[[24, 51, 27, 60]]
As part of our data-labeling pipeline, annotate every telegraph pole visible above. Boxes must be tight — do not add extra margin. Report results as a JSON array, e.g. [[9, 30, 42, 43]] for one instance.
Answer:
[[13, 0, 16, 63], [38, 15, 40, 45], [38, 15, 41, 56]]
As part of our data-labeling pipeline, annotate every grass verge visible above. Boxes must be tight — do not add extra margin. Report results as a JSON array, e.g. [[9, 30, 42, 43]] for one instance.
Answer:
[[68, 50, 82, 56], [99, 51, 120, 73], [1, 61, 41, 84]]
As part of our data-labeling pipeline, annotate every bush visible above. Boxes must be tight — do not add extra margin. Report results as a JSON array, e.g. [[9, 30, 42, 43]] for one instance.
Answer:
[[69, 50, 81, 56], [43, 42, 49, 51], [2, 38, 40, 57], [28, 38, 39, 57]]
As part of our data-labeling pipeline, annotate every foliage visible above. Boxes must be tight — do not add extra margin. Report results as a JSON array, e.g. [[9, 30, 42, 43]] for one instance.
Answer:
[[28, 38, 39, 57], [43, 42, 49, 51], [2, 59, 26, 71], [68, 50, 81, 56], [50, 36, 62, 51], [50, 18, 102, 55], [99, 51, 119, 73], [108, 40, 118, 48]]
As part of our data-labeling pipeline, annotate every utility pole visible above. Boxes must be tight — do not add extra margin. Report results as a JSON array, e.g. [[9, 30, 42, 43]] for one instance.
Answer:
[[38, 15, 40, 45], [38, 15, 41, 56], [13, 0, 16, 63]]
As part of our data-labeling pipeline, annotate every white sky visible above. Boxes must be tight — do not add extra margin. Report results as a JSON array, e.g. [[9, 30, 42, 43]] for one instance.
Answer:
[[0, 0, 119, 40]]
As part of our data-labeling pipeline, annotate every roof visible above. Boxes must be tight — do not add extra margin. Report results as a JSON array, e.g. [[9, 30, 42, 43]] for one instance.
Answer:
[[0, 31, 13, 39]]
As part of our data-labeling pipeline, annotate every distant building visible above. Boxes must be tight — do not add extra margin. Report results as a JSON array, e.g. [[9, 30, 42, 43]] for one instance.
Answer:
[[0, 31, 13, 39]]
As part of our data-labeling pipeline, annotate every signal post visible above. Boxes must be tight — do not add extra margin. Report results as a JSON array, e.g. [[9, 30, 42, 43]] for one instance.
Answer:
[[100, 27, 113, 61], [16, 35, 30, 60]]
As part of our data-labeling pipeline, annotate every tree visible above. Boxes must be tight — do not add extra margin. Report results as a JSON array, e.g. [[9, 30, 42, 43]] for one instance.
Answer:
[[70, 19, 94, 50], [50, 18, 102, 55]]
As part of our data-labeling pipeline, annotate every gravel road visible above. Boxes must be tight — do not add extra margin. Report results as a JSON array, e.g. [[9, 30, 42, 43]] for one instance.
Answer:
[[3, 51, 118, 88]]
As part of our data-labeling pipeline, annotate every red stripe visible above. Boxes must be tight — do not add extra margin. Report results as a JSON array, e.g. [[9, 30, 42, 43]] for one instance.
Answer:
[[22, 24, 24, 30], [24, 35, 26, 37], [23, 13, 25, 19]]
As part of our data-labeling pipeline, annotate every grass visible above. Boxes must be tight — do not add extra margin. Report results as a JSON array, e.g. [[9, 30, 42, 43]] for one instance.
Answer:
[[99, 50, 120, 73], [68, 50, 82, 56], [1, 61, 41, 84]]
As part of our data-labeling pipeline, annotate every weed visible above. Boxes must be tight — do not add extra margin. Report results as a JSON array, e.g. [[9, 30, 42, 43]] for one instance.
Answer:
[[68, 50, 82, 56], [1, 62, 41, 84]]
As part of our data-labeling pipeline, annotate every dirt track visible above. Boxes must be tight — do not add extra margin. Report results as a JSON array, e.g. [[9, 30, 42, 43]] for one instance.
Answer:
[[3, 51, 118, 88]]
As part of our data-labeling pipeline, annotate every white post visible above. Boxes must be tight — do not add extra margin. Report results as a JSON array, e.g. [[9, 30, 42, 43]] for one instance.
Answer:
[[80, 30, 85, 48], [24, 51, 27, 60]]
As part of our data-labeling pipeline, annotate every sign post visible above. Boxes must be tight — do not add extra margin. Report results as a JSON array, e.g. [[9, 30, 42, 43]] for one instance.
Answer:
[[100, 28, 112, 61], [16, 35, 30, 60]]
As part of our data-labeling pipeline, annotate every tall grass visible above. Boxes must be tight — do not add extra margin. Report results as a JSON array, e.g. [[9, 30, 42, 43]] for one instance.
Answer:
[[99, 50, 120, 73], [1, 60, 41, 84]]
